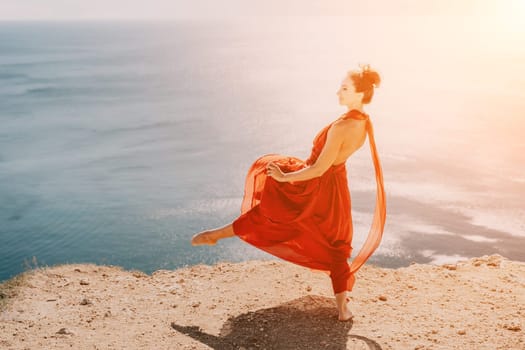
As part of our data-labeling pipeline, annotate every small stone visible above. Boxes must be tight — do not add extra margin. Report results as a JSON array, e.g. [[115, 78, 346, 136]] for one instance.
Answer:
[[457, 330, 466, 335], [443, 264, 457, 271], [80, 298, 92, 305], [104, 311, 111, 317], [306, 286, 312, 292], [74, 268, 82, 272], [378, 295, 387, 301], [79, 280, 89, 285], [56, 328, 73, 335], [191, 302, 201, 308], [503, 323, 521, 332]]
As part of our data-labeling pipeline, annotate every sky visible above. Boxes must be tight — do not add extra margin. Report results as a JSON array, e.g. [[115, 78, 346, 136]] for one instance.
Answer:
[[0, 0, 524, 20]]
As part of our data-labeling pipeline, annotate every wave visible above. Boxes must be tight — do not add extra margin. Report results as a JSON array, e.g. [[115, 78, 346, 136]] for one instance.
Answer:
[[0, 72, 27, 80]]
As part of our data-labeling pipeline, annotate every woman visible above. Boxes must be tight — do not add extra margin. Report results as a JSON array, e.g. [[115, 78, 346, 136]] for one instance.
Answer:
[[191, 65, 386, 322]]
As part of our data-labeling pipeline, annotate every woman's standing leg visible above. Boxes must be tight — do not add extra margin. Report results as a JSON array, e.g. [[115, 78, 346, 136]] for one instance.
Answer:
[[331, 262, 354, 321], [335, 291, 353, 321]]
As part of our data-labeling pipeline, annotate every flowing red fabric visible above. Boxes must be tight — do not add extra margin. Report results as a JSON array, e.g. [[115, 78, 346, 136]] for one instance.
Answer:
[[232, 109, 386, 293]]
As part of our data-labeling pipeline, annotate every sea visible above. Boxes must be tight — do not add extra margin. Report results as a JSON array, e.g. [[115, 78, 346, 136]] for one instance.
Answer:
[[1, 18, 524, 283]]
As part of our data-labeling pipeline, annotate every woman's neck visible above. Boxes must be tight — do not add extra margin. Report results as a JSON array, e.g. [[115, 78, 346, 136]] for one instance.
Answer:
[[345, 101, 364, 113]]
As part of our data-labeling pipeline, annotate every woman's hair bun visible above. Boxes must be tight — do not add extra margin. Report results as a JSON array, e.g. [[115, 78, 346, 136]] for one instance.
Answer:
[[348, 64, 381, 104], [360, 64, 381, 88]]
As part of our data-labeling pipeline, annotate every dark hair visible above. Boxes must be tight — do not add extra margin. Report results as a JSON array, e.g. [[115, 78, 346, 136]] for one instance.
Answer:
[[349, 65, 381, 104]]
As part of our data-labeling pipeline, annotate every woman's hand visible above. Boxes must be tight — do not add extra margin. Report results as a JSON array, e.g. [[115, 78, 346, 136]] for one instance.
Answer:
[[266, 162, 287, 182]]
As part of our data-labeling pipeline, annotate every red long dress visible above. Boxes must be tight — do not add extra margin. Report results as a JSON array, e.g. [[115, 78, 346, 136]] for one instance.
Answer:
[[232, 109, 386, 294]]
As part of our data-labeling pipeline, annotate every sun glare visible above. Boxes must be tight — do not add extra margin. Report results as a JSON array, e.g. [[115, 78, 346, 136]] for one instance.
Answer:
[[500, 0, 525, 34]]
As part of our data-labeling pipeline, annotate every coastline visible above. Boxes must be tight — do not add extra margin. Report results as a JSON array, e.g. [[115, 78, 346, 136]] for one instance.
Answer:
[[0, 255, 523, 349]]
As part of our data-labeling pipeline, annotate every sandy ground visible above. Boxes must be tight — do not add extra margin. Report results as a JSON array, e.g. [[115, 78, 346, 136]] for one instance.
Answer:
[[0, 254, 523, 350]]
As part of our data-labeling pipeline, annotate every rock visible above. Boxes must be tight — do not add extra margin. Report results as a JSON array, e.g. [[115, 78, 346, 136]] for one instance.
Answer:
[[503, 322, 521, 332], [80, 298, 92, 305], [56, 328, 73, 335], [79, 280, 89, 286], [486, 257, 502, 267], [457, 330, 466, 335], [442, 264, 457, 271], [132, 272, 146, 278], [306, 286, 312, 292], [378, 295, 387, 301]]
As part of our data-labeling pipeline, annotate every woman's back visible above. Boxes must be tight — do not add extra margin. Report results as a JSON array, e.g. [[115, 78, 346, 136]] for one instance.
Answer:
[[332, 117, 368, 166]]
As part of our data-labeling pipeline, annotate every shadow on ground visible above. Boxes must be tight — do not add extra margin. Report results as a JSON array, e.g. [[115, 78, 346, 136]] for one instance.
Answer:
[[171, 295, 382, 350]]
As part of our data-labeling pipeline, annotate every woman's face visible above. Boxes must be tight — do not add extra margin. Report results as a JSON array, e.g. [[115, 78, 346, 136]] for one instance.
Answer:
[[336, 76, 362, 106]]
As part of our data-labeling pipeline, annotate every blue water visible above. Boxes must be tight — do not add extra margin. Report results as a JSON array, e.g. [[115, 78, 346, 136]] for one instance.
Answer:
[[1, 20, 524, 283]]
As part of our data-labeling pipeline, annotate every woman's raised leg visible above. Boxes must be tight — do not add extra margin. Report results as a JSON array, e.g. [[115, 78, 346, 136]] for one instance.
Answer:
[[191, 223, 236, 246]]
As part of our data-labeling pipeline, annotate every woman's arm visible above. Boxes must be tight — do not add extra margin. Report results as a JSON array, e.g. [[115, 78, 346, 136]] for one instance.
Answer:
[[267, 122, 346, 182]]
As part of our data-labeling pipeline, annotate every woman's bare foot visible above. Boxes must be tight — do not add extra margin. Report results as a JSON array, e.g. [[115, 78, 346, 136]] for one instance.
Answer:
[[335, 292, 353, 320], [191, 231, 218, 246], [191, 224, 236, 246], [339, 305, 354, 321]]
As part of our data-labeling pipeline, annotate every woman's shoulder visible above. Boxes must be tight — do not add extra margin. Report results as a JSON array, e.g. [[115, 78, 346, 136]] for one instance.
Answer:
[[333, 116, 367, 130]]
